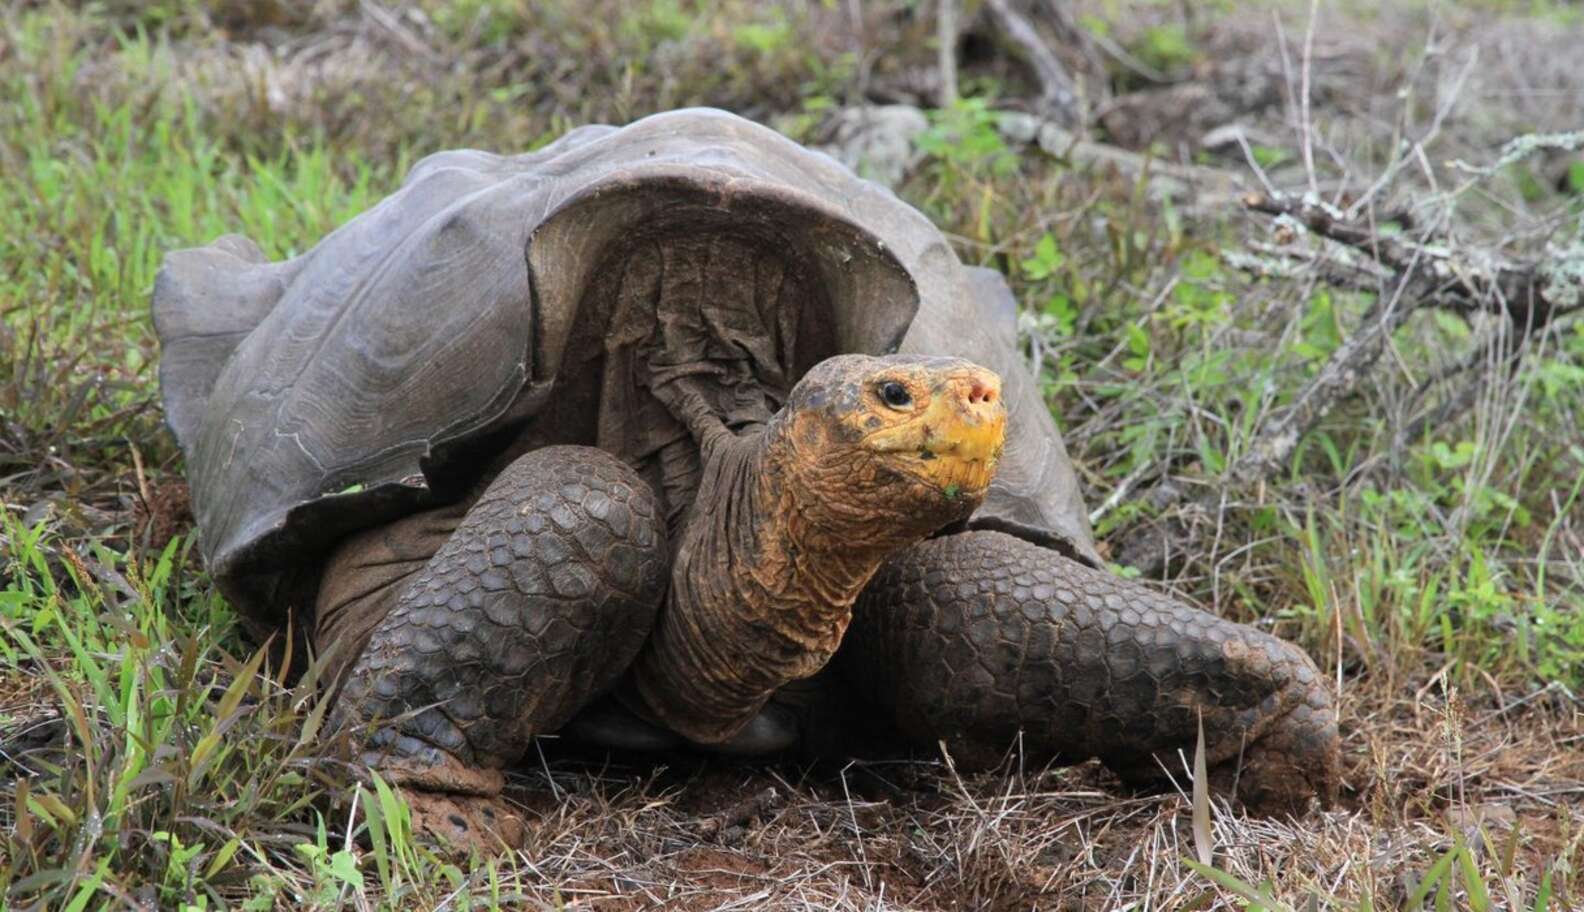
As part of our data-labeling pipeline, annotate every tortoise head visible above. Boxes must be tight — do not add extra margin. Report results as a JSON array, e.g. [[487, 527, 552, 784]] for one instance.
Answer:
[[768, 354, 1007, 541]]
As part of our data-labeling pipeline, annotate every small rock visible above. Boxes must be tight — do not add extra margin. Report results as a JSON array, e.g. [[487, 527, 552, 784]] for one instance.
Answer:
[[821, 105, 929, 188], [1035, 122, 1079, 158], [997, 111, 1041, 145]]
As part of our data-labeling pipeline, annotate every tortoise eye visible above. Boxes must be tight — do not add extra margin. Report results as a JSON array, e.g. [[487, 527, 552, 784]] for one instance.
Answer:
[[878, 381, 913, 410]]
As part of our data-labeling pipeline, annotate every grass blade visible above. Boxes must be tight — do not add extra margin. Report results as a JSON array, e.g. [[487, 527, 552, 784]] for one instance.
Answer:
[[1192, 711, 1212, 866], [1406, 848, 1455, 910]]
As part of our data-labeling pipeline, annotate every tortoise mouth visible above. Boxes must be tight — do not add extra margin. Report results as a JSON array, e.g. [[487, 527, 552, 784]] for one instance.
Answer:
[[881, 449, 1001, 502], [871, 422, 1006, 501]]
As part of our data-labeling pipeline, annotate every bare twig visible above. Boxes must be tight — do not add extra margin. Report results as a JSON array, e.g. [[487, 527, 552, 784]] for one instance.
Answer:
[[358, 0, 440, 63], [937, 0, 959, 108], [1298, 0, 1321, 199], [984, 0, 1081, 127], [1077, 17, 1167, 85], [1038, 0, 1113, 105], [1343, 48, 1479, 219], [1115, 189, 1581, 575], [696, 786, 780, 843]]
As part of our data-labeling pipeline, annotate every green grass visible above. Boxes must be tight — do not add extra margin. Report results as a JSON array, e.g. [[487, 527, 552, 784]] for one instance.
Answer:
[[1, 517, 518, 907], [2, 1, 1582, 908]]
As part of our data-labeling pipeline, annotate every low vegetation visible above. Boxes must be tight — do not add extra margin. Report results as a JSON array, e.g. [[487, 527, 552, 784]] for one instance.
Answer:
[[2, 1, 1580, 908]]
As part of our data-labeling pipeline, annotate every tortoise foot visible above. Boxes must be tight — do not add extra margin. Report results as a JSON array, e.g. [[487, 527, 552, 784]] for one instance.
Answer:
[[358, 752, 527, 851], [400, 788, 526, 853], [365, 753, 528, 851], [845, 530, 1342, 811], [323, 446, 667, 851], [1209, 653, 1340, 814]]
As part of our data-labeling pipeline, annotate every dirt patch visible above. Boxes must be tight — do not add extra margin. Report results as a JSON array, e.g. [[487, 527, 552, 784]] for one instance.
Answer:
[[441, 672, 1584, 908], [128, 477, 192, 552]]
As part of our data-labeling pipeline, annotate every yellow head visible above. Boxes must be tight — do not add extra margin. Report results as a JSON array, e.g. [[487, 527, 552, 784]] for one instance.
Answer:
[[768, 354, 1007, 542]]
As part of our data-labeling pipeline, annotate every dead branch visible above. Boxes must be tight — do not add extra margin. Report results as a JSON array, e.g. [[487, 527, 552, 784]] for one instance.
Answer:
[[984, 0, 1082, 127], [1037, 0, 1113, 106], [1113, 191, 1582, 577], [997, 112, 1245, 207], [1243, 192, 1571, 329], [937, 0, 959, 107], [696, 786, 780, 843]]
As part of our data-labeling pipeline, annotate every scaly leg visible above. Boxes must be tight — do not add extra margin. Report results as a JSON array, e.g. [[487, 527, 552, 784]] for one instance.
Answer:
[[329, 446, 668, 849], [843, 530, 1339, 813]]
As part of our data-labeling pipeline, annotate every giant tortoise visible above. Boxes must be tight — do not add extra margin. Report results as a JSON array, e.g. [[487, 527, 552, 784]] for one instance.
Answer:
[[153, 108, 1339, 849]]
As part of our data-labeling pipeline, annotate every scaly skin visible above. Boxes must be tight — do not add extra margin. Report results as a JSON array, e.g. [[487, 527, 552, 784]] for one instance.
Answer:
[[844, 530, 1340, 812], [630, 355, 1006, 743], [326, 356, 1005, 849], [331, 445, 668, 849], [324, 355, 1338, 853]]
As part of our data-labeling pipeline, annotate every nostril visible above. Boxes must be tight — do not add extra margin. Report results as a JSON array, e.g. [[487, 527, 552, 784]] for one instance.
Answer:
[[966, 381, 995, 404]]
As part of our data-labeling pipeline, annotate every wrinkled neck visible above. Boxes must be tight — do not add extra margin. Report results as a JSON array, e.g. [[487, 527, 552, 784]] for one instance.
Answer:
[[748, 424, 908, 642], [692, 419, 900, 642], [629, 418, 903, 744]]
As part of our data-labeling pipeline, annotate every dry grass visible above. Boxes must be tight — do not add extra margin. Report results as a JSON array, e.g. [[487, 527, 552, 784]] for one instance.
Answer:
[[327, 676, 1577, 908], [3, 0, 1582, 908]]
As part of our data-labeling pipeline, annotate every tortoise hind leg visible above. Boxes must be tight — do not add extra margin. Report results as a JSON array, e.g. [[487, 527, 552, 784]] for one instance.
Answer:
[[329, 445, 667, 850], [842, 530, 1339, 814]]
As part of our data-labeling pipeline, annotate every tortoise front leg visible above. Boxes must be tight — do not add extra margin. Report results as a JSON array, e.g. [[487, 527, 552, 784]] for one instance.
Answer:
[[842, 530, 1339, 813], [330, 446, 668, 850]]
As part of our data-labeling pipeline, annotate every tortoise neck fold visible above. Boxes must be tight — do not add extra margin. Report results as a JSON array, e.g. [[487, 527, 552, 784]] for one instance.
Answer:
[[628, 418, 897, 745]]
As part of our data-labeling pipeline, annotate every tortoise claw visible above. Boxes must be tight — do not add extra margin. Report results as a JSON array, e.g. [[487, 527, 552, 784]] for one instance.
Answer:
[[844, 529, 1342, 811], [361, 755, 527, 853], [399, 789, 526, 854], [1211, 665, 1341, 814]]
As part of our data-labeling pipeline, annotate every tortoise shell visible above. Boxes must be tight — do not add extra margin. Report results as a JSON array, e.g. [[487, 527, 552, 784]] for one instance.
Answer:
[[152, 108, 1099, 637]]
